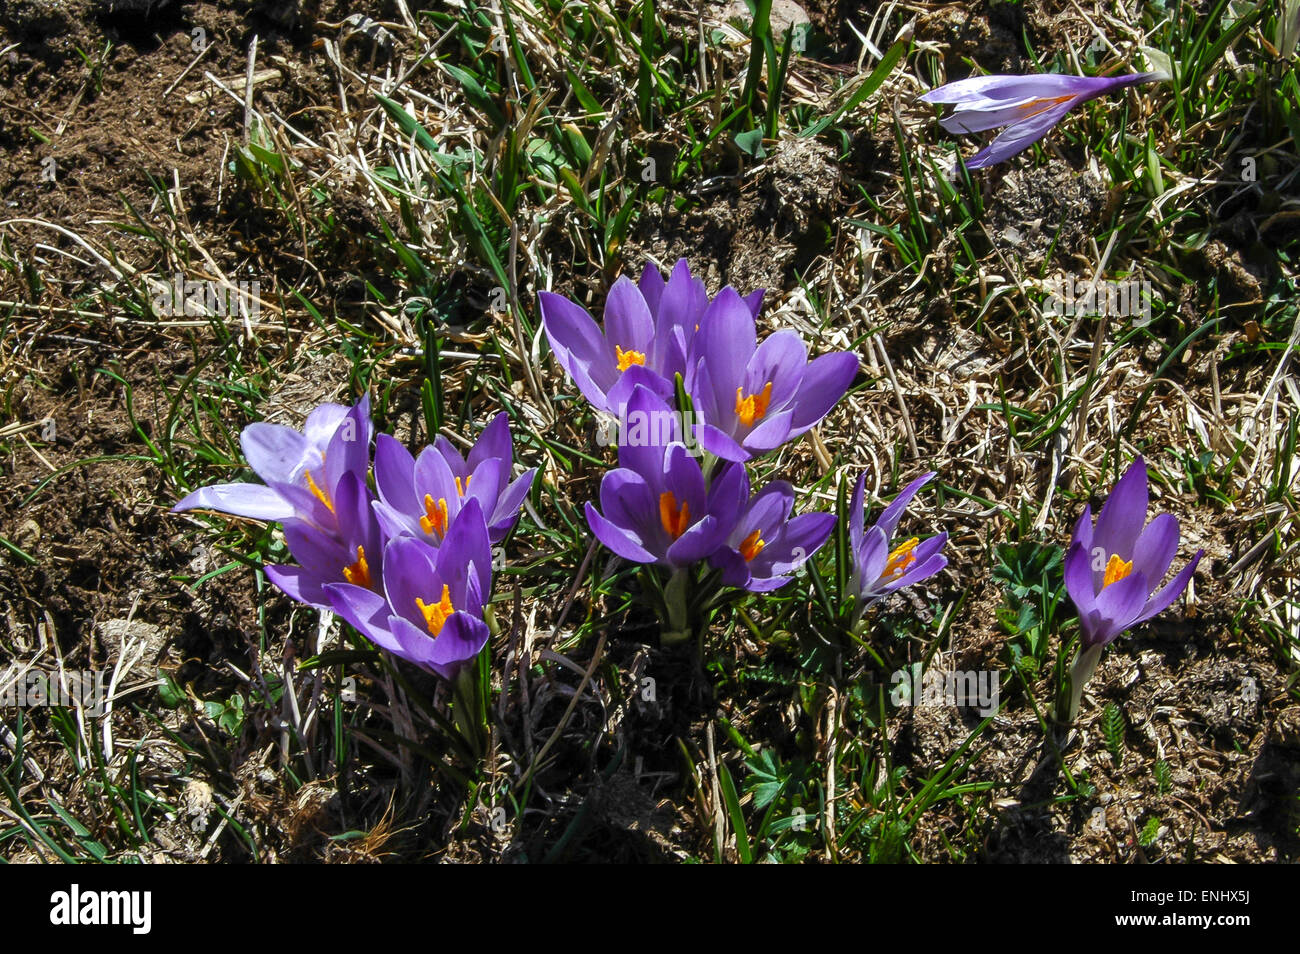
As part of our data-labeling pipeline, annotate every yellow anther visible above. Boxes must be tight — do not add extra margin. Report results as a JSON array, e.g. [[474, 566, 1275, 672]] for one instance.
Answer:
[[659, 491, 691, 540], [616, 345, 646, 372], [734, 382, 774, 428], [415, 584, 455, 636], [1102, 553, 1133, 588], [342, 545, 372, 589], [739, 529, 766, 563], [420, 494, 449, 538]]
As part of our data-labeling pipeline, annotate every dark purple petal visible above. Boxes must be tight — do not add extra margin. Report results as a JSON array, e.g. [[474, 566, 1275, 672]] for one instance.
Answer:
[[426, 612, 491, 680], [617, 386, 678, 480], [489, 468, 536, 539], [264, 564, 329, 609], [1064, 540, 1098, 617], [638, 260, 666, 315], [691, 288, 756, 395], [1091, 457, 1149, 578], [849, 472, 867, 553], [743, 408, 795, 453], [1132, 549, 1203, 627], [440, 496, 492, 607], [1070, 503, 1095, 555], [666, 515, 723, 566], [326, 582, 403, 654], [696, 423, 748, 462], [747, 330, 807, 410], [1092, 570, 1149, 644], [874, 471, 937, 541]]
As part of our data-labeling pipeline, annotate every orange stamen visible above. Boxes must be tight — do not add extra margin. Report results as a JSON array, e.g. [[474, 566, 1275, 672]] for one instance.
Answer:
[[739, 529, 766, 563], [879, 537, 919, 582], [415, 584, 455, 636], [1102, 553, 1133, 588], [616, 345, 646, 372], [419, 494, 449, 537], [734, 382, 774, 428], [455, 475, 471, 497], [342, 545, 372, 589], [1011, 94, 1075, 119], [305, 469, 334, 512], [659, 491, 691, 540]]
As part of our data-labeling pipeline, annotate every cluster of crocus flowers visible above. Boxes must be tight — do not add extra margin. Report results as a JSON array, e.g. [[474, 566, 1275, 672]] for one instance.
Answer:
[[543, 260, 856, 641], [918, 71, 1167, 169], [174, 398, 535, 679], [1061, 457, 1203, 720]]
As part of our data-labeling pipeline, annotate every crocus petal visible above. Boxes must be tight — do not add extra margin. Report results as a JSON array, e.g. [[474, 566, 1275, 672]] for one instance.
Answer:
[[1132, 549, 1204, 627], [326, 582, 403, 654], [241, 422, 312, 484], [691, 288, 756, 395], [586, 502, 658, 563], [874, 472, 937, 541], [666, 515, 723, 566], [604, 276, 656, 357], [743, 408, 795, 452], [303, 403, 349, 451], [264, 564, 329, 609], [789, 351, 858, 432], [539, 291, 618, 411], [173, 482, 294, 521], [1091, 457, 1149, 580], [1130, 512, 1180, 590], [426, 612, 491, 680], [882, 532, 948, 591], [697, 422, 749, 462], [1092, 570, 1150, 645], [763, 512, 835, 574], [1063, 540, 1099, 617], [849, 473, 867, 552], [963, 99, 1077, 169], [920, 73, 1110, 106], [374, 434, 419, 516], [490, 468, 536, 538], [466, 412, 513, 473]]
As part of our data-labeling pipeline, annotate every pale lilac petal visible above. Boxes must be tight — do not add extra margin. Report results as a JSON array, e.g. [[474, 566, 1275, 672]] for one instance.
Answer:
[[789, 351, 858, 431], [963, 99, 1077, 169], [241, 422, 312, 484], [173, 482, 294, 521]]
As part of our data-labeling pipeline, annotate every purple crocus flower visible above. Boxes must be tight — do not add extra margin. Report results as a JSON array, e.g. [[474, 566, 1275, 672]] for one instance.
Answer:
[[1064, 457, 1203, 649], [372, 412, 535, 547], [173, 396, 372, 530], [848, 471, 948, 620], [918, 72, 1167, 169], [685, 288, 858, 462], [538, 259, 762, 415], [584, 386, 745, 567], [326, 498, 493, 680], [710, 476, 836, 592], [261, 471, 386, 611]]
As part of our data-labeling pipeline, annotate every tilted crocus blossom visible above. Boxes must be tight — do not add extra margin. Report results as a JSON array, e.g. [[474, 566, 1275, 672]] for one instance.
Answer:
[[710, 475, 836, 592], [539, 259, 763, 415], [1062, 457, 1203, 719], [848, 471, 948, 621], [326, 498, 493, 680], [584, 386, 745, 568], [918, 71, 1166, 169], [264, 471, 386, 611], [173, 396, 373, 530], [686, 288, 858, 462], [372, 412, 535, 547]]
